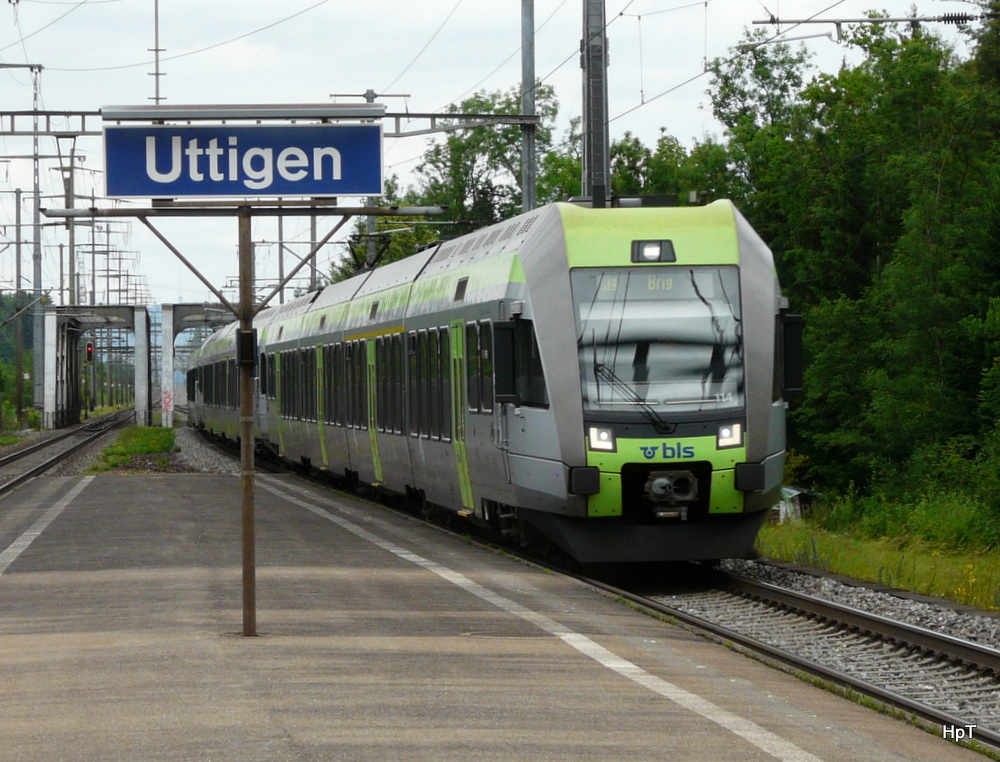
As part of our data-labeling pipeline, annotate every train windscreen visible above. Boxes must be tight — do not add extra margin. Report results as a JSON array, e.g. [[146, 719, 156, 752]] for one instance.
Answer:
[[571, 266, 744, 416]]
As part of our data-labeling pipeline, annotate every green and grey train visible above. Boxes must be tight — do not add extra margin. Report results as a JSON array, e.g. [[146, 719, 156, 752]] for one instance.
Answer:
[[187, 200, 801, 564]]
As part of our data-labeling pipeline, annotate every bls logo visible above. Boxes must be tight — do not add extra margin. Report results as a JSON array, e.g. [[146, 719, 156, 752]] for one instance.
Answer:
[[640, 442, 696, 460]]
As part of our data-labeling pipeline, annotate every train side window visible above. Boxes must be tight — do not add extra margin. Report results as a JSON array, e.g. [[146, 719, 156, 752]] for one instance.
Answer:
[[283, 350, 295, 418], [479, 320, 494, 413], [267, 353, 276, 400], [321, 346, 330, 423], [428, 330, 440, 439], [466, 323, 480, 413], [341, 343, 353, 427], [282, 351, 290, 416], [289, 351, 297, 419], [514, 320, 549, 408], [345, 342, 355, 427], [440, 327, 452, 442], [288, 349, 302, 420], [386, 337, 394, 433], [301, 349, 308, 420], [375, 338, 386, 432], [408, 332, 420, 437], [297, 350, 305, 420], [306, 348, 317, 421], [228, 359, 237, 409], [332, 344, 343, 425], [323, 344, 340, 423], [357, 341, 366, 428], [420, 331, 431, 438], [358, 341, 370, 429], [280, 351, 288, 416], [391, 333, 403, 434], [259, 354, 267, 397], [385, 336, 395, 433], [294, 350, 301, 419]]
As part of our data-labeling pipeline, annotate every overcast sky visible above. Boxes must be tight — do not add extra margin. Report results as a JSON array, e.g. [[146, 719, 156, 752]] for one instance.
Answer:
[[0, 0, 980, 307]]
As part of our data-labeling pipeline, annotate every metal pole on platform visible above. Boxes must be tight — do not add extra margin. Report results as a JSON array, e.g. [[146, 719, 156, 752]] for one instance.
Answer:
[[521, 0, 536, 213], [238, 206, 257, 637]]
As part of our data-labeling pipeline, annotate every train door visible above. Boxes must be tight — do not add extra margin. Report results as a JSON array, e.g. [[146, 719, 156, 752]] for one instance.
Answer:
[[449, 320, 474, 510]]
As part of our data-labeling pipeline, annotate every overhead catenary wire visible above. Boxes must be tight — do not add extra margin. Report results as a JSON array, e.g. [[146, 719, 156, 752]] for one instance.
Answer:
[[381, 0, 465, 94], [17, 0, 334, 71], [1, 0, 93, 54], [610, 0, 850, 124], [618, 3, 715, 106], [436, 0, 571, 112]]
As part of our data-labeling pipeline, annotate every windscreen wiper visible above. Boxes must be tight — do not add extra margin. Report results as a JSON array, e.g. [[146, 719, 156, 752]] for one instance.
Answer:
[[594, 362, 675, 435]]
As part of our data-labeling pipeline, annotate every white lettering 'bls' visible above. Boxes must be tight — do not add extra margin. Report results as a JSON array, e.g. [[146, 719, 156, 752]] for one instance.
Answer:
[[144, 135, 343, 190]]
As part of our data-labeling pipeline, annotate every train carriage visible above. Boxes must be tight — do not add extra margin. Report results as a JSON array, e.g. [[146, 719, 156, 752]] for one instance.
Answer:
[[188, 200, 801, 564]]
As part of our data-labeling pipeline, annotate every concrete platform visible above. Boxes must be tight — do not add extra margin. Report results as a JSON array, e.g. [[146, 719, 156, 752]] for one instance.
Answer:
[[0, 473, 987, 761]]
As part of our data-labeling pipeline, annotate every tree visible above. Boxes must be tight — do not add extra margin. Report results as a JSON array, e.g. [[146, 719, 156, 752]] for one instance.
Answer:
[[610, 131, 651, 195], [536, 116, 582, 203], [409, 84, 560, 233]]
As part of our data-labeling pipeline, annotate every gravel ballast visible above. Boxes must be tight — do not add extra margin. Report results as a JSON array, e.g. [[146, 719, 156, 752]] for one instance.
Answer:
[[721, 557, 1000, 651]]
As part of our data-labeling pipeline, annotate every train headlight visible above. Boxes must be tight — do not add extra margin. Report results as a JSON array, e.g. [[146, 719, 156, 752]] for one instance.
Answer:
[[631, 239, 677, 263], [588, 426, 617, 452], [717, 422, 744, 449]]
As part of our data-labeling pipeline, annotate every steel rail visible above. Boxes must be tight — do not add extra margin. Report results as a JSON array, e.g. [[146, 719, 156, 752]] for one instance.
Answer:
[[0, 411, 133, 498], [0, 411, 127, 470], [719, 573, 1000, 673], [583, 573, 1000, 750]]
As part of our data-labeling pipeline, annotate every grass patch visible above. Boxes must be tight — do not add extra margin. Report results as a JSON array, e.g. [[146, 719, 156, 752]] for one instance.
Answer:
[[0, 432, 23, 448], [757, 521, 1000, 612], [89, 426, 178, 473]]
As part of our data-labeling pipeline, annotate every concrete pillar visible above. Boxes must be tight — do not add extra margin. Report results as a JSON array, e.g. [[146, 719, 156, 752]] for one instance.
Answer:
[[43, 311, 58, 429], [134, 307, 151, 426], [161, 304, 175, 428]]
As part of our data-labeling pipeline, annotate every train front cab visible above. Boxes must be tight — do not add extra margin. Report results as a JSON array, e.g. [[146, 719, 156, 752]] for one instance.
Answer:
[[514, 202, 802, 564]]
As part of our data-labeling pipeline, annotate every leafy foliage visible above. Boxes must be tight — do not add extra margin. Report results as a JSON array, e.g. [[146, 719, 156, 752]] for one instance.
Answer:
[[327, 12, 1000, 548]]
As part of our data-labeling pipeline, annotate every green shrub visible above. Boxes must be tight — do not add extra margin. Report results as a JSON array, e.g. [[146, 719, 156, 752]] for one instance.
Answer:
[[90, 426, 177, 472]]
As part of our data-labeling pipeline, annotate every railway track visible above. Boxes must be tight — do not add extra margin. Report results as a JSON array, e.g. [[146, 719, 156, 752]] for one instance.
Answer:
[[594, 570, 1000, 752], [0, 411, 133, 497], [190, 426, 1000, 750]]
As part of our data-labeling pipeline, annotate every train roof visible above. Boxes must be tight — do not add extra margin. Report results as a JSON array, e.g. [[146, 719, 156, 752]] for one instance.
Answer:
[[193, 199, 767, 357]]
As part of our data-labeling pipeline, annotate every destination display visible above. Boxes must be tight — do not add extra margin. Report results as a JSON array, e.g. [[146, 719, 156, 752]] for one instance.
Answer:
[[104, 123, 383, 198]]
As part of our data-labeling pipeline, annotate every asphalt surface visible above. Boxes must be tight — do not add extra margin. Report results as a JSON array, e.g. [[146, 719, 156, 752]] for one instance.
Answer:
[[0, 473, 988, 761]]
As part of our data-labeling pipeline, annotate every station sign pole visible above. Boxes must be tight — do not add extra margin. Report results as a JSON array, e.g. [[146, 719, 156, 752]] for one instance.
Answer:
[[237, 206, 257, 636], [42, 104, 451, 639]]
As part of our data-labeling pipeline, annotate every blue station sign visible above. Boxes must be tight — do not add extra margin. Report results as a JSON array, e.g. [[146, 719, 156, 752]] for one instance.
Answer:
[[104, 123, 383, 198]]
